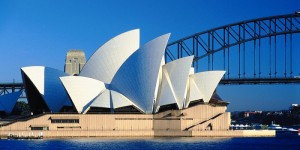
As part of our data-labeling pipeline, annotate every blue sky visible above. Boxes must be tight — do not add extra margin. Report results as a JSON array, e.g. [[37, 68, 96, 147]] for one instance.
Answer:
[[0, 0, 299, 111]]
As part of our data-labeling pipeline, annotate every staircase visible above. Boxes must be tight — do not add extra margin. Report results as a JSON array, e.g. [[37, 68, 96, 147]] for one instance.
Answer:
[[184, 113, 223, 131]]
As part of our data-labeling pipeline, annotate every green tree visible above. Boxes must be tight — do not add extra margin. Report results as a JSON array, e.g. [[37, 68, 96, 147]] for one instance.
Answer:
[[14, 101, 30, 115]]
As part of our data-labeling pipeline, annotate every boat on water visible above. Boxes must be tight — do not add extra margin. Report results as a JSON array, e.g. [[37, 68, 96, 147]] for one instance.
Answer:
[[287, 128, 298, 132], [268, 122, 299, 136], [268, 121, 283, 130]]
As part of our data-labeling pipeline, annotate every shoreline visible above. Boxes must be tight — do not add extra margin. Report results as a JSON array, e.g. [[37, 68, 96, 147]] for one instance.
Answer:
[[0, 130, 275, 139]]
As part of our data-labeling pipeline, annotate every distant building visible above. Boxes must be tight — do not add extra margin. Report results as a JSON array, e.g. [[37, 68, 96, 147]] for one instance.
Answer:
[[290, 104, 300, 114], [244, 111, 262, 118], [64, 50, 86, 75]]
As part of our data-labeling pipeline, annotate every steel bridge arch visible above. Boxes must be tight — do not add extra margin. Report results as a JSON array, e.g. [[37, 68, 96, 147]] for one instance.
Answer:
[[166, 13, 300, 84]]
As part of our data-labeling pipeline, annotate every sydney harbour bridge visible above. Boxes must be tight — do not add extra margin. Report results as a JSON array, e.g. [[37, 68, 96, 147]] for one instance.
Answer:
[[1, 12, 300, 98]]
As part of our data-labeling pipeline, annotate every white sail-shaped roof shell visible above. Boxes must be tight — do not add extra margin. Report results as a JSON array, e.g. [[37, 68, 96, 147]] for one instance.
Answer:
[[156, 56, 194, 110], [21, 66, 45, 95], [60, 76, 106, 113], [186, 75, 204, 107], [84, 90, 141, 113], [89, 89, 111, 109], [111, 90, 135, 109], [186, 71, 225, 107], [21, 66, 72, 112], [153, 57, 165, 111], [80, 29, 140, 84], [0, 91, 22, 114], [194, 71, 225, 102], [157, 70, 177, 107], [110, 33, 170, 114]]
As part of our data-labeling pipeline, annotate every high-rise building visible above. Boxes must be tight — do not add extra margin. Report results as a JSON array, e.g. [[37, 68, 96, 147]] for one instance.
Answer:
[[64, 50, 86, 75]]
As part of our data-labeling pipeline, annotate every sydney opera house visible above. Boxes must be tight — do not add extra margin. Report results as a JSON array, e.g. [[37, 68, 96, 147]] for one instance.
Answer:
[[21, 29, 226, 115], [0, 29, 269, 138]]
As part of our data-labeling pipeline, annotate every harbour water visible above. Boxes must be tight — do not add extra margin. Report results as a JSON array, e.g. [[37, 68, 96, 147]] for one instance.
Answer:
[[0, 135, 299, 150]]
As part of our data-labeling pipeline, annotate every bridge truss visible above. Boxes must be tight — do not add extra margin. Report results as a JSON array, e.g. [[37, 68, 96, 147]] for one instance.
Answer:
[[0, 83, 25, 98], [1, 13, 300, 99], [166, 13, 300, 84]]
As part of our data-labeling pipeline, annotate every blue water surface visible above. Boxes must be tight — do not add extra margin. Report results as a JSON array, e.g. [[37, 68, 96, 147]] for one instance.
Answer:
[[0, 136, 299, 150]]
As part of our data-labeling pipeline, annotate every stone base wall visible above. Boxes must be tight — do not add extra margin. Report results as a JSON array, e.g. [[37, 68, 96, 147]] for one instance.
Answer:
[[0, 104, 229, 132], [0, 104, 275, 137]]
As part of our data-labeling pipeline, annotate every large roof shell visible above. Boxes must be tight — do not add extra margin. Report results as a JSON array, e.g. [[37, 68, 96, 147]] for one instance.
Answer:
[[186, 71, 225, 107], [0, 91, 22, 114], [21, 66, 71, 112], [84, 89, 141, 113], [21, 66, 45, 95], [110, 33, 170, 113], [80, 29, 140, 84], [156, 56, 194, 110], [60, 76, 106, 113]]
